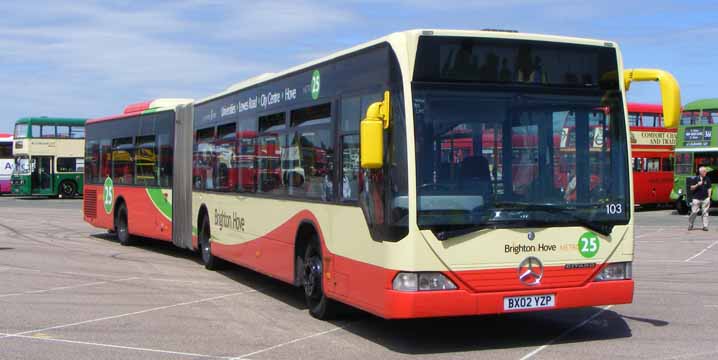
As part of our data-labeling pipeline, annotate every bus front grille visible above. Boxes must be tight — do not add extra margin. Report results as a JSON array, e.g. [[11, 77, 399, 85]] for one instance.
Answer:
[[84, 189, 97, 218]]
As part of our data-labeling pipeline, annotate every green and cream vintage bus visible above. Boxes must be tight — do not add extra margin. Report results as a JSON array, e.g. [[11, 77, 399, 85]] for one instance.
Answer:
[[12, 117, 87, 198], [671, 98, 718, 214]]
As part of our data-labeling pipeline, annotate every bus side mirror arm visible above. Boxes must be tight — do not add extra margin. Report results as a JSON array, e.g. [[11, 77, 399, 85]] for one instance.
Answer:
[[624, 68, 681, 129], [360, 91, 391, 169]]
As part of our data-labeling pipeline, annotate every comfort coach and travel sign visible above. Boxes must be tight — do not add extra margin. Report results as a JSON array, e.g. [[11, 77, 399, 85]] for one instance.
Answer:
[[630, 130, 677, 146]]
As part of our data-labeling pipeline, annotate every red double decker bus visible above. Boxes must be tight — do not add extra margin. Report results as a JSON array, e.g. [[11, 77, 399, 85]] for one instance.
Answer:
[[627, 103, 677, 206]]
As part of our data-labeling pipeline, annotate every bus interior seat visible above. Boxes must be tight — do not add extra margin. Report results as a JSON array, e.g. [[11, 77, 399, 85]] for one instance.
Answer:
[[459, 156, 492, 193]]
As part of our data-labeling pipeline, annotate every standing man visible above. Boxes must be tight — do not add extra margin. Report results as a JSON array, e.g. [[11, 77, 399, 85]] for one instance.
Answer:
[[689, 166, 712, 231]]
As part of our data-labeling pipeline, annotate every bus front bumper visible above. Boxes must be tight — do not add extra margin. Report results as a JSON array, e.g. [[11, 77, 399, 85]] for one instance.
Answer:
[[379, 279, 633, 319]]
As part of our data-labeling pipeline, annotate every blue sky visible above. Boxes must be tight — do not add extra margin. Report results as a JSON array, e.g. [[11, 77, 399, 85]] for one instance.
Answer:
[[1, 0, 716, 133]]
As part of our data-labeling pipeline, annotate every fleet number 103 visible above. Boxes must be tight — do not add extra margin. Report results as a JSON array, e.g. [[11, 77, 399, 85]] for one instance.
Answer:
[[606, 203, 623, 215]]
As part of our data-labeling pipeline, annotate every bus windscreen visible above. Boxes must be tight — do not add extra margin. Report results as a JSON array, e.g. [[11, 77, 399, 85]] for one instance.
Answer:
[[412, 37, 628, 233]]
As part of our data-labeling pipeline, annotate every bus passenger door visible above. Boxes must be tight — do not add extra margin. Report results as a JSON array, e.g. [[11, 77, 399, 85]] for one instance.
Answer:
[[31, 156, 54, 194]]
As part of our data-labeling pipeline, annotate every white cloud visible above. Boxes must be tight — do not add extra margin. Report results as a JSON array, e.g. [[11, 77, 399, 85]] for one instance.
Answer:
[[0, 1, 360, 131]]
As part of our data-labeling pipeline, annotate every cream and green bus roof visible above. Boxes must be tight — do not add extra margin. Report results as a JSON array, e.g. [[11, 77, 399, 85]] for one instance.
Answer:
[[684, 98, 718, 111], [15, 117, 86, 126]]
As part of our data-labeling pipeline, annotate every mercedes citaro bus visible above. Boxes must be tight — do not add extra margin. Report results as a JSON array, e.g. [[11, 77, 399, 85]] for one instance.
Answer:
[[84, 29, 681, 320]]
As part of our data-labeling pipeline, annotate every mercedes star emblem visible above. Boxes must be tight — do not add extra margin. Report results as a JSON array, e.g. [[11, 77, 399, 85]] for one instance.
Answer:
[[518, 256, 544, 286]]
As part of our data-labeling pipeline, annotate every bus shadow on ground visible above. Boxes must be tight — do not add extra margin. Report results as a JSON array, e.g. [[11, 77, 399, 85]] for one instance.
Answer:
[[341, 307, 637, 355], [90, 232, 308, 310], [90, 232, 643, 354]]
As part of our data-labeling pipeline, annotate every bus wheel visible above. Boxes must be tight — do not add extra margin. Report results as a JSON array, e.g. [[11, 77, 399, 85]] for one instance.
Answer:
[[199, 215, 221, 270], [676, 199, 689, 215], [115, 203, 134, 246], [303, 238, 338, 320], [59, 180, 76, 199]]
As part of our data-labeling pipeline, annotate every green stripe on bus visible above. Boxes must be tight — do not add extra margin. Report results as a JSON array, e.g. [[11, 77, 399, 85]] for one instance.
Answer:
[[146, 188, 172, 220]]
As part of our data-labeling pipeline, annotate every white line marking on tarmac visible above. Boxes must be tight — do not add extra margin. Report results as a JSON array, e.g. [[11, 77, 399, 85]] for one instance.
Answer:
[[0, 277, 139, 298], [519, 305, 612, 360], [635, 228, 664, 239], [0, 288, 260, 340], [232, 325, 348, 359], [685, 240, 718, 262], [0, 332, 232, 359]]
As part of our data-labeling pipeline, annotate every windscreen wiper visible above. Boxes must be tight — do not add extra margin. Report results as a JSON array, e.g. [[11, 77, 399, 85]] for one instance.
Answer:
[[493, 201, 614, 236], [433, 224, 489, 241]]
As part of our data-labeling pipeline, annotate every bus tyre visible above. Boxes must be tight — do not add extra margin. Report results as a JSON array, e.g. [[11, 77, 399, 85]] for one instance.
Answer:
[[115, 203, 134, 246], [303, 238, 338, 320], [199, 216, 222, 270], [676, 199, 689, 215], [59, 180, 76, 199]]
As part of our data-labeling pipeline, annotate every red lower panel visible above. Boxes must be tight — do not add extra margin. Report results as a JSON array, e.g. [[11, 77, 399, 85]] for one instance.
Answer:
[[328, 254, 632, 319], [82, 184, 172, 242], [382, 280, 633, 319], [207, 210, 633, 319], [211, 210, 321, 285]]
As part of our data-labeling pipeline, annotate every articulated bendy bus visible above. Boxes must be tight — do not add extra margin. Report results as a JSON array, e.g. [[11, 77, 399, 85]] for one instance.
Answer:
[[83, 99, 192, 244], [671, 98, 718, 214], [12, 117, 86, 198], [0, 133, 13, 194], [627, 103, 677, 206], [83, 30, 681, 320]]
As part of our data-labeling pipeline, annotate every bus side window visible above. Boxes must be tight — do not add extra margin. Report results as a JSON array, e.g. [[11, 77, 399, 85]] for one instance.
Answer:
[[340, 93, 383, 202], [257, 112, 286, 195], [85, 140, 100, 183], [194, 127, 215, 191], [289, 103, 334, 201], [57, 157, 77, 173], [31, 125, 41, 138], [56, 126, 70, 138], [157, 113, 173, 188], [632, 157, 642, 172], [112, 137, 134, 185], [41, 125, 56, 138], [236, 118, 258, 193], [646, 158, 660, 172], [100, 139, 112, 180], [135, 135, 157, 186], [214, 123, 237, 192], [70, 126, 85, 139], [340, 96, 361, 202]]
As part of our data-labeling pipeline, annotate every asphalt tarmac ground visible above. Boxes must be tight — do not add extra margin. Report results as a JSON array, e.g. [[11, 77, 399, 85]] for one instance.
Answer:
[[0, 196, 716, 359]]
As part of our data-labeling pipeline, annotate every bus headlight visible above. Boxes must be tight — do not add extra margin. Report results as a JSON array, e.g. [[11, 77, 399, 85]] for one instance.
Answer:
[[678, 188, 683, 195], [392, 272, 457, 291], [594, 262, 632, 281]]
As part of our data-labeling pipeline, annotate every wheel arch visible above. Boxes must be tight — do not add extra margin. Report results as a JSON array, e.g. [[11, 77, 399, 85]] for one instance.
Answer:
[[293, 219, 325, 286], [197, 204, 209, 237]]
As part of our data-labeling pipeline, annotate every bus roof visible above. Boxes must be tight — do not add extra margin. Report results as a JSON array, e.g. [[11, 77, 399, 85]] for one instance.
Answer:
[[683, 98, 718, 112], [0, 133, 12, 141], [627, 103, 663, 114], [15, 117, 86, 126], [86, 98, 192, 125], [198, 29, 615, 105]]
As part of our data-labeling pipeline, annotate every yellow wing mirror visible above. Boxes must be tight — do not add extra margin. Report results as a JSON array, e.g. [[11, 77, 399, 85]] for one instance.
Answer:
[[624, 69, 681, 128], [360, 91, 391, 169]]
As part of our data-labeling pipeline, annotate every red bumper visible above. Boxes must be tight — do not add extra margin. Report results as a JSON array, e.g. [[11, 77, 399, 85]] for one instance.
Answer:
[[379, 279, 633, 319]]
